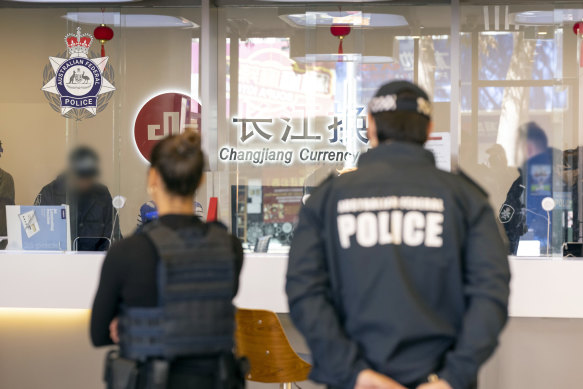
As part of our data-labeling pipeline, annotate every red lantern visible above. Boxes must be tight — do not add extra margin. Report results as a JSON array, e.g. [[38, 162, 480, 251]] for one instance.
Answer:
[[330, 24, 351, 56], [573, 22, 583, 68], [94, 24, 114, 57]]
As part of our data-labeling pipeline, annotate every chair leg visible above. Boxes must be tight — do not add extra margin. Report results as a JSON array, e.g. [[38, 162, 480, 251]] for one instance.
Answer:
[[279, 383, 292, 389]]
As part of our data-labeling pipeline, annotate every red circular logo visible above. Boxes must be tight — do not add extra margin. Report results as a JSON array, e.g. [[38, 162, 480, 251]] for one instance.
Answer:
[[134, 93, 201, 162]]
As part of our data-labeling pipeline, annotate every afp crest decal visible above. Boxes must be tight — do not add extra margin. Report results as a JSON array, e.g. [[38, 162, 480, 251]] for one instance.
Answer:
[[499, 204, 515, 224], [42, 27, 115, 120]]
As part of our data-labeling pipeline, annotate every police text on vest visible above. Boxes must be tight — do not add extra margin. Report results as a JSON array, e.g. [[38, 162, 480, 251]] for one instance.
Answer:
[[337, 196, 444, 249]]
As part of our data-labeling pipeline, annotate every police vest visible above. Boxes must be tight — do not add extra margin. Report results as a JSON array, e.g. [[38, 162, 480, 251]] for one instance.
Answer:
[[119, 222, 236, 361]]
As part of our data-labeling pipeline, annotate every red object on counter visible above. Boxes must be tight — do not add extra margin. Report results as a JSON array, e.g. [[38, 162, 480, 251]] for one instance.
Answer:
[[207, 197, 218, 222]]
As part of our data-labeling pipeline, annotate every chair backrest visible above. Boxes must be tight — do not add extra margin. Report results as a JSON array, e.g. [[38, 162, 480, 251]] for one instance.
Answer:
[[235, 308, 311, 383]]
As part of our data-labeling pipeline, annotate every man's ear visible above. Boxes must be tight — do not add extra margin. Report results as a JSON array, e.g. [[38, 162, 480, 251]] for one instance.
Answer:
[[367, 113, 379, 148], [147, 167, 158, 189]]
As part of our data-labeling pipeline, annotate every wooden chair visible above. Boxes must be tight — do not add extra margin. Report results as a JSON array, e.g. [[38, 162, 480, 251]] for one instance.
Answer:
[[235, 308, 312, 389]]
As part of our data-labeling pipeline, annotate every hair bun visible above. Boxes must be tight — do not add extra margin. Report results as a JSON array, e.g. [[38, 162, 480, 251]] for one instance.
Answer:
[[183, 130, 201, 149]]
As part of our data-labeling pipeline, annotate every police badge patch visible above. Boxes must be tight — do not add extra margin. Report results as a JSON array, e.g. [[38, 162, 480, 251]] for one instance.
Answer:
[[499, 204, 515, 224], [42, 27, 115, 120]]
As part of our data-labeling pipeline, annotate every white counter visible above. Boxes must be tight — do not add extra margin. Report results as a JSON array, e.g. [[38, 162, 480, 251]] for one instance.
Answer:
[[0, 251, 103, 309], [0, 251, 288, 311], [1, 251, 583, 318]]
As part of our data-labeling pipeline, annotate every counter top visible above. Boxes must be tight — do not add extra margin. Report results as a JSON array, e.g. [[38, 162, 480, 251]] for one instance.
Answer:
[[0, 251, 104, 309], [1, 251, 583, 318], [0, 251, 288, 311]]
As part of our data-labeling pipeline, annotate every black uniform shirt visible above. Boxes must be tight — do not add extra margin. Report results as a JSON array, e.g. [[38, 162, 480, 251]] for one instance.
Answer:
[[0, 168, 15, 249], [90, 215, 244, 346], [286, 142, 510, 389], [35, 175, 118, 251]]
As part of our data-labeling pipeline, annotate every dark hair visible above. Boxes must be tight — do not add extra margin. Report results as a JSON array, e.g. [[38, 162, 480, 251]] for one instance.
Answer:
[[524, 122, 548, 151], [150, 131, 204, 197], [69, 146, 99, 178], [371, 91, 430, 145]]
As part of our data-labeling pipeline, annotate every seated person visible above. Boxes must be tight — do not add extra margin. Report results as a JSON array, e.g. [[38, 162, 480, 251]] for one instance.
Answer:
[[35, 146, 119, 251], [0, 140, 15, 250]]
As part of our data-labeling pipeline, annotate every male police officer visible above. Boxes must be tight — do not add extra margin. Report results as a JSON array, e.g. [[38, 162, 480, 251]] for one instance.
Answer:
[[286, 81, 510, 389]]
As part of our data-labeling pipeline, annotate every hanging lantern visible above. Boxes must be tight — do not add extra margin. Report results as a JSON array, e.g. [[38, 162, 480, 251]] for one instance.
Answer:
[[330, 24, 351, 57], [93, 24, 114, 57], [573, 22, 583, 68]]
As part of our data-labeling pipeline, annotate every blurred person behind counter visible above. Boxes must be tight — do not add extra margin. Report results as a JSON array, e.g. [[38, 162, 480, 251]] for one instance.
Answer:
[[0, 140, 15, 249], [34, 146, 120, 251]]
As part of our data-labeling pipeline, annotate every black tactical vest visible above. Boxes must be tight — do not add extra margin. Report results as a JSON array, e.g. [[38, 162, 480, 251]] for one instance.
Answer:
[[118, 221, 236, 362]]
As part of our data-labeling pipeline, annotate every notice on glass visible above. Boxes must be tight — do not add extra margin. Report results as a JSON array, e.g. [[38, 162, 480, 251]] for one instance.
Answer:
[[425, 132, 451, 172], [19, 210, 40, 238]]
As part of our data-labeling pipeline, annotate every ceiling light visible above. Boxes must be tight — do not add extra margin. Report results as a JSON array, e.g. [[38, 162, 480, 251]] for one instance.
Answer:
[[10, 0, 138, 2], [281, 11, 408, 28], [64, 12, 198, 28], [480, 31, 511, 36], [293, 54, 394, 64], [512, 9, 583, 26]]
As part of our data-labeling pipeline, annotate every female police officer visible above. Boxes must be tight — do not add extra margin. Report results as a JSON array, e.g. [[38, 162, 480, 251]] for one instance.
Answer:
[[90, 132, 244, 388]]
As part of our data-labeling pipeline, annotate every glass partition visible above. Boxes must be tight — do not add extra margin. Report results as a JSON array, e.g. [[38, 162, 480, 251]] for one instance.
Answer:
[[459, 4, 582, 257], [3, 1, 583, 258], [209, 3, 452, 253], [0, 5, 201, 250]]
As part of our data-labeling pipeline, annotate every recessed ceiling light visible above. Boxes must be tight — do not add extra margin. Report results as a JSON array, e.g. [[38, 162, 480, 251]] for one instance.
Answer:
[[281, 11, 408, 28], [262, 0, 386, 1], [64, 12, 198, 28], [9, 0, 138, 3], [512, 9, 583, 25], [293, 54, 394, 64]]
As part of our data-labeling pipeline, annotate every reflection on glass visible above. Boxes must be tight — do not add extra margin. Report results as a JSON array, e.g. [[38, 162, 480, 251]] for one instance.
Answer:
[[460, 5, 582, 257], [220, 5, 451, 252]]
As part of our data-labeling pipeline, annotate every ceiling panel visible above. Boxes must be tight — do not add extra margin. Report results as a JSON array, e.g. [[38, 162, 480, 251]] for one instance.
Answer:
[[0, 0, 201, 8]]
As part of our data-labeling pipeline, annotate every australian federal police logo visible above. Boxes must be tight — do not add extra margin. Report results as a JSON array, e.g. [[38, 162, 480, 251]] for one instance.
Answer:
[[42, 28, 115, 119], [499, 204, 515, 224]]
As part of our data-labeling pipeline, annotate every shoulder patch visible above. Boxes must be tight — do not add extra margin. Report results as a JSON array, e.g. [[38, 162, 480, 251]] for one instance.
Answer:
[[458, 170, 489, 197], [499, 203, 515, 223]]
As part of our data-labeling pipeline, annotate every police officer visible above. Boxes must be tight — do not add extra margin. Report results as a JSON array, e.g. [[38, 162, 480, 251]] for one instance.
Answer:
[[286, 81, 510, 389], [91, 132, 244, 388], [499, 122, 564, 254]]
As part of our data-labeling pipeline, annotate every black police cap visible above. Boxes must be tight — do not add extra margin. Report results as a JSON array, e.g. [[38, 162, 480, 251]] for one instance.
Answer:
[[368, 80, 432, 118]]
